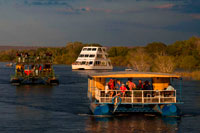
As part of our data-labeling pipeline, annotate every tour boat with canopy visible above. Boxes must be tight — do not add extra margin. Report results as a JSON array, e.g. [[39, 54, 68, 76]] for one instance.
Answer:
[[72, 46, 113, 70], [10, 53, 59, 85], [87, 71, 183, 116]]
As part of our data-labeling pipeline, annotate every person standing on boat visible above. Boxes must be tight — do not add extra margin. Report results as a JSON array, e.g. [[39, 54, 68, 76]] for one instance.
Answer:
[[108, 79, 115, 97], [137, 80, 143, 90], [115, 80, 122, 90], [126, 78, 136, 90], [105, 83, 109, 94], [115, 80, 122, 96]]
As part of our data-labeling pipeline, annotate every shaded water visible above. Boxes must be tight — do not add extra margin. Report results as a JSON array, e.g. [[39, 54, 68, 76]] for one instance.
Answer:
[[0, 63, 200, 132]]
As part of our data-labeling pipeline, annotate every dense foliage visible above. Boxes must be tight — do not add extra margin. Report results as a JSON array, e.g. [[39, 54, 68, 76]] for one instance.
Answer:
[[1, 37, 200, 73]]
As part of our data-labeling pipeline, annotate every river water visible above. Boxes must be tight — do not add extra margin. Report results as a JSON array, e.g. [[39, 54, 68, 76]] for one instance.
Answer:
[[0, 63, 200, 132]]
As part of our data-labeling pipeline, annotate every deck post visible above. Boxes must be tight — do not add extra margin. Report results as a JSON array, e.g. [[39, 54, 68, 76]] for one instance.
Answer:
[[142, 91, 144, 103], [99, 90, 101, 103], [175, 90, 176, 103], [132, 90, 133, 103]]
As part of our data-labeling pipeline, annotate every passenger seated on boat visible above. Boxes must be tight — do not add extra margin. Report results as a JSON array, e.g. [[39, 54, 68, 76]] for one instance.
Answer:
[[120, 84, 127, 97], [165, 84, 175, 97], [114, 83, 127, 97], [35, 65, 39, 76], [108, 79, 115, 97], [143, 80, 152, 90], [17, 67, 20, 72], [143, 80, 152, 97], [126, 78, 136, 90], [166, 84, 174, 91], [137, 80, 143, 90], [21, 65, 25, 75], [39, 65, 42, 73]]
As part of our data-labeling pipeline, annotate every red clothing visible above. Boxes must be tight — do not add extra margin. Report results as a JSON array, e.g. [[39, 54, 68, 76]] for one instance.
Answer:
[[39, 66, 42, 71], [108, 79, 115, 90], [137, 83, 143, 89], [120, 86, 127, 93], [128, 81, 136, 90], [24, 70, 32, 75], [108, 81, 114, 90]]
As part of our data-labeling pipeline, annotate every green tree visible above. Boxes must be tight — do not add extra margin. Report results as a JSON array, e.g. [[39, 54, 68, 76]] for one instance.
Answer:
[[145, 42, 167, 56], [152, 55, 175, 73], [108, 47, 129, 57], [129, 48, 152, 72], [179, 56, 198, 70]]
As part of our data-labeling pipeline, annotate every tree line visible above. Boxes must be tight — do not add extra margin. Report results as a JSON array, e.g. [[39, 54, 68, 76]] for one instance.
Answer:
[[0, 36, 200, 73]]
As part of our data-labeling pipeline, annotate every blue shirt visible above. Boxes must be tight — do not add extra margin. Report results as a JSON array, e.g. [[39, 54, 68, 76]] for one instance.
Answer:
[[115, 83, 122, 90]]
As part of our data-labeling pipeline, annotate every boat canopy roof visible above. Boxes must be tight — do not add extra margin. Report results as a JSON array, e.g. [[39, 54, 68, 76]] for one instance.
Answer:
[[89, 71, 180, 78], [82, 46, 103, 48]]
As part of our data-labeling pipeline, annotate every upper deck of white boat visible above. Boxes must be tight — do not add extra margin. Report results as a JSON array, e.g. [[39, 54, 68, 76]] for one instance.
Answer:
[[76, 46, 109, 61], [80, 46, 107, 54]]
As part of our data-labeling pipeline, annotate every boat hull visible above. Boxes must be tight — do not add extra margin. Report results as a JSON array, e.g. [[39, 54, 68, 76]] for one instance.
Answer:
[[153, 104, 180, 116], [90, 103, 113, 115], [72, 65, 113, 70], [89, 103, 180, 116], [10, 77, 59, 86]]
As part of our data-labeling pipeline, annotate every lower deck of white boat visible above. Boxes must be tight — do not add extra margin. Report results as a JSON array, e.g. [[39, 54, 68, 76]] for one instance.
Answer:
[[72, 65, 113, 70]]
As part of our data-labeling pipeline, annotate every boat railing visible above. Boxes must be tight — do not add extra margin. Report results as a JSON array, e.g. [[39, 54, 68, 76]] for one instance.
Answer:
[[15, 69, 54, 78], [16, 56, 53, 64], [95, 88, 176, 104]]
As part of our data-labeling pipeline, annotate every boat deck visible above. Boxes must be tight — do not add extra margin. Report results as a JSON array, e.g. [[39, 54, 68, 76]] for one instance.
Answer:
[[93, 89, 177, 104]]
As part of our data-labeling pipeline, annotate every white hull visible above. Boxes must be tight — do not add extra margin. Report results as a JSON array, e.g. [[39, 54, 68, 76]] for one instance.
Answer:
[[72, 65, 113, 70]]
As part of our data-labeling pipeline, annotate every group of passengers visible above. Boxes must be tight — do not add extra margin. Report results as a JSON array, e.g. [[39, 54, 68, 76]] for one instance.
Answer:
[[17, 64, 43, 76], [105, 78, 152, 97], [16, 52, 52, 63]]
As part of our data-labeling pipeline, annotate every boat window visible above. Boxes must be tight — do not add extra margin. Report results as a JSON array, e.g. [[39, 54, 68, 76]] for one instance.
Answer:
[[89, 61, 93, 65], [92, 48, 97, 51], [79, 54, 84, 57], [97, 54, 103, 58], [89, 54, 95, 57], [85, 54, 89, 57], [87, 48, 92, 51], [98, 48, 102, 52], [83, 48, 87, 51], [101, 61, 106, 66], [81, 61, 86, 65], [108, 61, 111, 66], [95, 61, 101, 65]]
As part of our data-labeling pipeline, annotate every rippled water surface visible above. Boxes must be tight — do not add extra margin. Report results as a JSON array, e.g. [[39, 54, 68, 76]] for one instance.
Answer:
[[0, 63, 200, 132]]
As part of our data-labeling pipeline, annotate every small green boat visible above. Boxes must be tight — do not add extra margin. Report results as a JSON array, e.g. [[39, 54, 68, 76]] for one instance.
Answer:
[[10, 53, 59, 85]]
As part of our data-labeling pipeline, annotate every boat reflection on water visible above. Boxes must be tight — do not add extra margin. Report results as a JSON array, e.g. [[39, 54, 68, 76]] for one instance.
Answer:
[[16, 85, 53, 97], [85, 114, 180, 132], [72, 69, 112, 77]]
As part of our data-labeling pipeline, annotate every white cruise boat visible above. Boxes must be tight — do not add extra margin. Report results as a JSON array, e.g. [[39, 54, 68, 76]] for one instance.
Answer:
[[72, 46, 113, 70]]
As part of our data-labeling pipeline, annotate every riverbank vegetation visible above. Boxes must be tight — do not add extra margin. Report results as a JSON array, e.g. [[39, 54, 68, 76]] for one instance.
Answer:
[[0, 37, 200, 79]]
